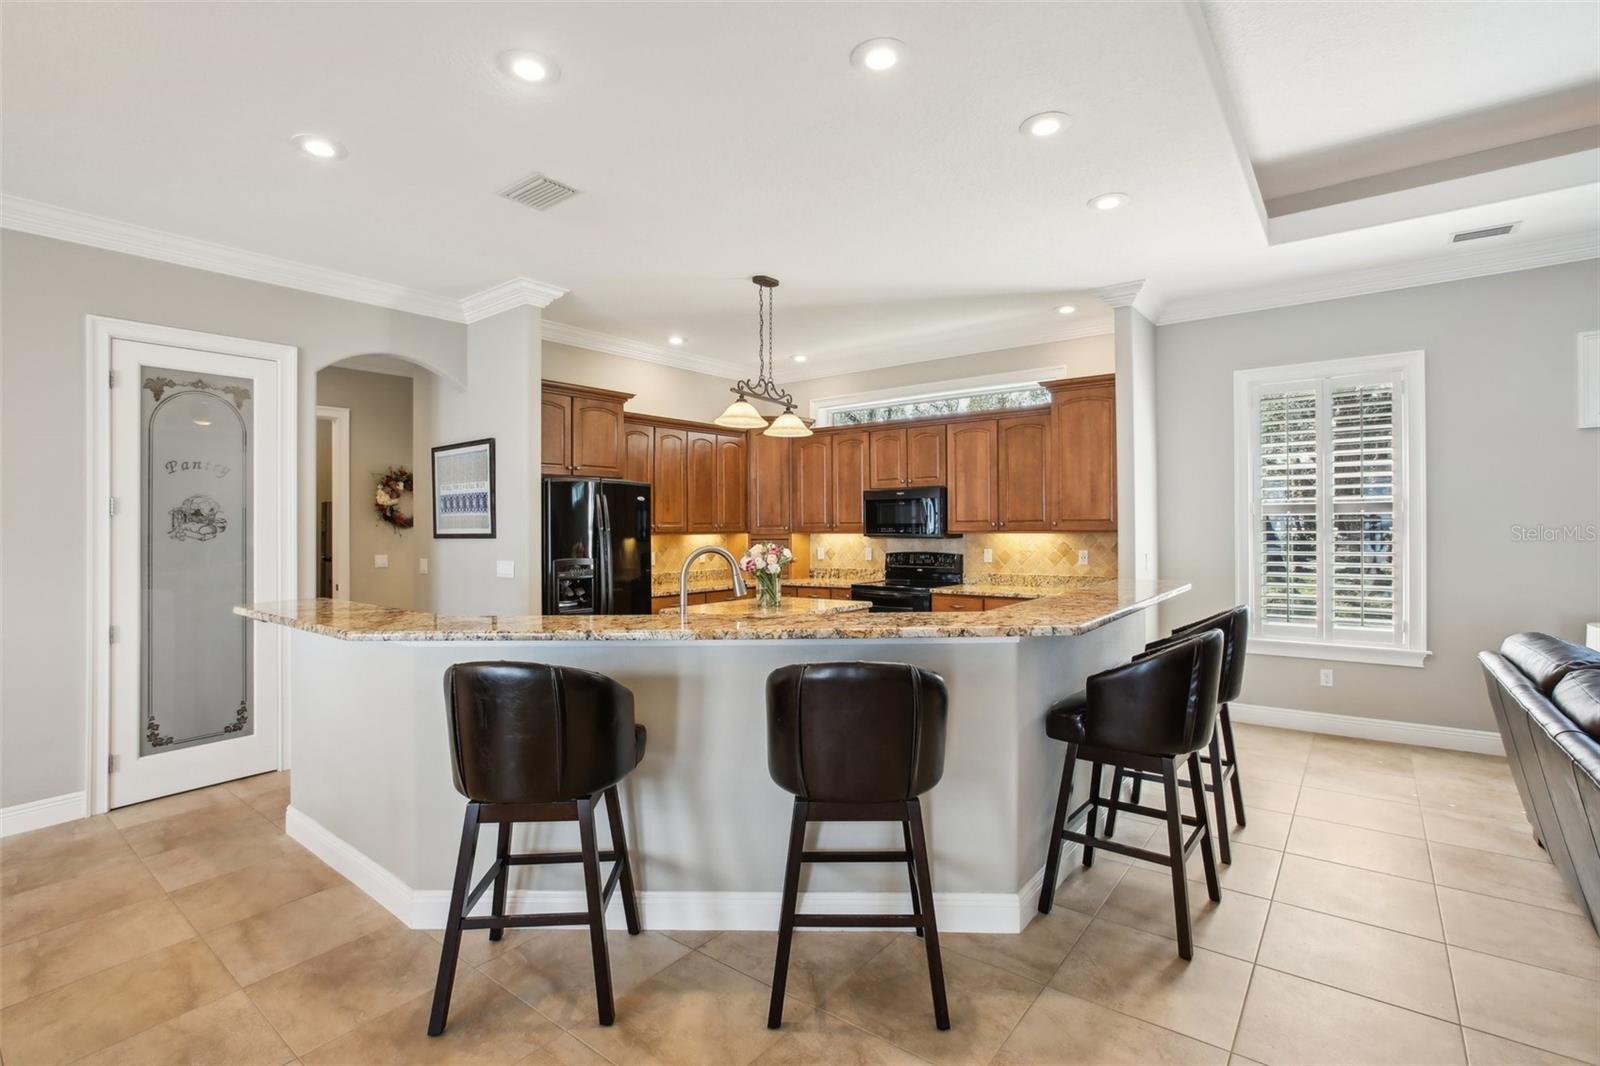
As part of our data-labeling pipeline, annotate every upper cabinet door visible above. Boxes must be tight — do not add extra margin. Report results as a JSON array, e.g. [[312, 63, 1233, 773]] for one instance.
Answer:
[[541, 392, 573, 475], [570, 396, 626, 477], [946, 420, 998, 532], [830, 431, 868, 532], [996, 413, 1050, 530], [686, 431, 719, 532], [1046, 375, 1117, 530], [792, 435, 833, 532], [623, 421, 653, 483], [715, 434, 747, 532], [747, 431, 792, 536], [868, 428, 907, 488], [905, 425, 947, 486], [652, 427, 688, 532]]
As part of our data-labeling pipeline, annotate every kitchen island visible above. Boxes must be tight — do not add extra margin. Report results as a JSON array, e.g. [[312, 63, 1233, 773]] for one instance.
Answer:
[[238, 580, 1187, 933]]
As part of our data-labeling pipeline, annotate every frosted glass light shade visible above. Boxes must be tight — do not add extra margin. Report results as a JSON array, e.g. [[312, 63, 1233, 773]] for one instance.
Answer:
[[715, 399, 768, 430], [764, 411, 812, 438]]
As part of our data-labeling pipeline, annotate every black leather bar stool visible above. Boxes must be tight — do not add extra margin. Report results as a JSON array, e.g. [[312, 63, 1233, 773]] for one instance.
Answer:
[[429, 662, 645, 1035], [1038, 631, 1225, 959], [765, 662, 950, 1031], [1114, 606, 1249, 863]]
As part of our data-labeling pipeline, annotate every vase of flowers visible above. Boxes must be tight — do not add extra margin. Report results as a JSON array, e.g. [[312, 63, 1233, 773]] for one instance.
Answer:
[[739, 541, 794, 609]]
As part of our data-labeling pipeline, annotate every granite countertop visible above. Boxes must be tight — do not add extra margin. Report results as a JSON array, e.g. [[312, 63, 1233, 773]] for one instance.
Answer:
[[652, 570, 870, 596], [235, 579, 1189, 642], [659, 598, 870, 618]]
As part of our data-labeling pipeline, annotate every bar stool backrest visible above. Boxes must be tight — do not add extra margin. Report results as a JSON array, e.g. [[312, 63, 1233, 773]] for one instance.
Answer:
[[1172, 606, 1249, 704], [443, 662, 636, 804], [1085, 631, 1224, 757], [766, 662, 948, 802]]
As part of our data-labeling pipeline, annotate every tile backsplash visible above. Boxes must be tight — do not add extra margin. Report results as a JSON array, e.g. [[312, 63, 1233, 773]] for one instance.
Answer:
[[650, 533, 749, 593], [807, 531, 1118, 580]]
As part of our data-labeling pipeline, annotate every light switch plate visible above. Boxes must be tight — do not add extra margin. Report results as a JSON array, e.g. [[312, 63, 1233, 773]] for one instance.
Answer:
[[982, 548, 993, 563], [418, 558, 429, 575], [1319, 669, 1334, 687], [815, 544, 826, 561], [864, 546, 873, 561], [373, 554, 389, 569], [496, 560, 515, 579]]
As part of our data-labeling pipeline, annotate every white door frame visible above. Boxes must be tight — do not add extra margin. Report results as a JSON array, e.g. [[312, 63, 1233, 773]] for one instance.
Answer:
[[86, 316, 298, 815], [315, 405, 351, 600]]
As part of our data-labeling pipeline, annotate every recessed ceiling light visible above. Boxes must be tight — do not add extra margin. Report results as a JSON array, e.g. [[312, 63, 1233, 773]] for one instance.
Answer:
[[292, 134, 344, 160], [850, 38, 904, 72], [792, 355, 808, 363], [500, 50, 561, 84], [1021, 112, 1071, 138], [1055, 305, 1077, 316], [668, 335, 685, 346], [1089, 192, 1129, 211]]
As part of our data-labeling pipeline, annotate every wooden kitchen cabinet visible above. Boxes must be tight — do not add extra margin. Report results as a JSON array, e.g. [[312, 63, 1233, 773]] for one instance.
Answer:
[[540, 382, 631, 478], [792, 434, 832, 533], [996, 412, 1051, 530], [868, 428, 907, 488], [906, 425, 946, 485], [1043, 375, 1117, 530], [686, 431, 719, 531], [651, 426, 688, 532], [715, 434, 746, 532], [683, 431, 746, 533], [747, 431, 792, 536], [830, 431, 868, 532], [782, 585, 833, 600], [931, 593, 984, 612], [946, 420, 998, 532], [623, 421, 653, 483], [868, 426, 945, 488]]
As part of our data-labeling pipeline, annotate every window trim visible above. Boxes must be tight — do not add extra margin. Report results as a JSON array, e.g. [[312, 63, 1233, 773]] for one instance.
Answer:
[[1232, 350, 1429, 669], [809, 366, 1065, 427]]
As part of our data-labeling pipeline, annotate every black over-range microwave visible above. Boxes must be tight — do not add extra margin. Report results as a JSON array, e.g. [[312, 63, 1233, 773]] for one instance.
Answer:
[[862, 487, 951, 538]]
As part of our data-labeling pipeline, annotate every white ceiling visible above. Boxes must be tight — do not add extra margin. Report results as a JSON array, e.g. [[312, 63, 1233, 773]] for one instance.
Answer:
[[3, 2, 1596, 378]]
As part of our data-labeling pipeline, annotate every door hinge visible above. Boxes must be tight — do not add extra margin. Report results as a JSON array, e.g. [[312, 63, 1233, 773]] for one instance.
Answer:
[[108, 369, 118, 388], [109, 496, 119, 518], [108, 754, 118, 773], [108, 625, 118, 644]]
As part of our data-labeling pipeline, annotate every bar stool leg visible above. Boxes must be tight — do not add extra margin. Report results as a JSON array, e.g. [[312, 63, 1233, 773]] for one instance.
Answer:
[[906, 798, 950, 1031], [1159, 759, 1195, 960], [428, 802, 481, 1036], [489, 822, 511, 941], [902, 820, 925, 938], [1103, 767, 1125, 837], [1220, 705, 1246, 827], [1083, 762, 1105, 868], [603, 786, 643, 936], [768, 799, 808, 1029], [1039, 743, 1078, 915], [1188, 753, 1221, 904], [575, 795, 615, 1026], [1208, 733, 1233, 865]]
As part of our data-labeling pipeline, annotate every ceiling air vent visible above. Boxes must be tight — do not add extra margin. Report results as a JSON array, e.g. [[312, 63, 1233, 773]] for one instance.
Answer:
[[1451, 222, 1518, 243], [500, 173, 579, 211]]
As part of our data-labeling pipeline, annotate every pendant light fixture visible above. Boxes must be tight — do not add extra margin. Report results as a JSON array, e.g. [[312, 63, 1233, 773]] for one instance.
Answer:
[[715, 276, 812, 437]]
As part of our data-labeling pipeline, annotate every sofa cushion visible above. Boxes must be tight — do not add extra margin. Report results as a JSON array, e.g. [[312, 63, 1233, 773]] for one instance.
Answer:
[[1553, 668, 1600, 742], [1501, 633, 1600, 695]]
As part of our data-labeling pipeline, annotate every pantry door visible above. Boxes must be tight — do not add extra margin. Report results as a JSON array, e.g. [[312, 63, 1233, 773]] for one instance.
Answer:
[[103, 324, 294, 808]]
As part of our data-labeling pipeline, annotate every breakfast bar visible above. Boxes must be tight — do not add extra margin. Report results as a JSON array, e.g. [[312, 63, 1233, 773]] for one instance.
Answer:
[[238, 580, 1187, 934]]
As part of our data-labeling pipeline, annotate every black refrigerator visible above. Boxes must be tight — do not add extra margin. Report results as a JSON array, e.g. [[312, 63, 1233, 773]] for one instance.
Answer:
[[542, 478, 653, 616]]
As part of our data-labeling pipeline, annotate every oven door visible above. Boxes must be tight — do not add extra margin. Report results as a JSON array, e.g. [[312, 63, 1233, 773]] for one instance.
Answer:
[[851, 585, 931, 613], [863, 487, 948, 538]]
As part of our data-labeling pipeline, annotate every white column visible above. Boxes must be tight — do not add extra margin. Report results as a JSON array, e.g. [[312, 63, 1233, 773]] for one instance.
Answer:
[[1098, 281, 1160, 635]]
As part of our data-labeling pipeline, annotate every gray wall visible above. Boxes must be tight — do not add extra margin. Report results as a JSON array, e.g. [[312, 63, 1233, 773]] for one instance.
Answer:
[[314, 366, 417, 608], [0, 232, 465, 807], [1155, 259, 1600, 732]]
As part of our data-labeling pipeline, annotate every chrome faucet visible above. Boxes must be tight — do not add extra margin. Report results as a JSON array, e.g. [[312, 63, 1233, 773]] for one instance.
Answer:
[[679, 546, 747, 616]]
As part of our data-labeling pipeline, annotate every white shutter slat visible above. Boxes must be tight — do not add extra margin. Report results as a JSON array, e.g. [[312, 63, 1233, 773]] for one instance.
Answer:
[[1256, 387, 1319, 629], [1328, 383, 1397, 637]]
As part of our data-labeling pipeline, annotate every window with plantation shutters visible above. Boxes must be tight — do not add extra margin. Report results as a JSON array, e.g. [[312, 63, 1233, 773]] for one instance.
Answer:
[[1235, 352, 1429, 668]]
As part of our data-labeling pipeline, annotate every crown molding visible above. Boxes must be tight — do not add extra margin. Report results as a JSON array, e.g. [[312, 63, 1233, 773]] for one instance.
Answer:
[[1158, 230, 1600, 325], [541, 321, 740, 378], [1092, 279, 1164, 322], [460, 276, 568, 322]]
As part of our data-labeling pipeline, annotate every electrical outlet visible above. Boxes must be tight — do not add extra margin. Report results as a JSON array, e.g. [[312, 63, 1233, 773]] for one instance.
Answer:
[[373, 554, 389, 569], [1077, 550, 1089, 566], [417, 558, 429, 575], [983, 548, 993, 563], [650, 551, 657, 567], [864, 546, 873, 561], [496, 560, 515, 579], [1319, 669, 1334, 687]]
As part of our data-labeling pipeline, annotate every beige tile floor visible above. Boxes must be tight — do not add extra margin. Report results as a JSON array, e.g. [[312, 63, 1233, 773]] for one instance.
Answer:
[[3, 725, 1599, 1065]]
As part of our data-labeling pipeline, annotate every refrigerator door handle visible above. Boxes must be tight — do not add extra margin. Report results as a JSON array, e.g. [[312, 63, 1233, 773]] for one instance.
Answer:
[[597, 492, 614, 614]]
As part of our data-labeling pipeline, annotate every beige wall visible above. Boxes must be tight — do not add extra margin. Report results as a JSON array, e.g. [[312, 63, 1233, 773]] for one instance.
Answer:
[[543, 341, 730, 423], [1155, 259, 1600, 733], [0, 232, 465, 808], [315, 366, 417, 608]]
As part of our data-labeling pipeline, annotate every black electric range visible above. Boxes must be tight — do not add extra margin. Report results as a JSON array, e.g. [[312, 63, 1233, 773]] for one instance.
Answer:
[[850, 552, 964, 612]]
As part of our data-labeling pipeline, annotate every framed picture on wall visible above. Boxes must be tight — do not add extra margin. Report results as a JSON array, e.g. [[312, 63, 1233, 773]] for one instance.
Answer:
[[431, 438, 496, 538]]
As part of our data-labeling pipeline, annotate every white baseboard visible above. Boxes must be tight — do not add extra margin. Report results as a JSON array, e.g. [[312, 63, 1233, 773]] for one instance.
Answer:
[[1230, 703, 1504, 756], [1, 791, 88, 838], [288, 806, 1047, 934]]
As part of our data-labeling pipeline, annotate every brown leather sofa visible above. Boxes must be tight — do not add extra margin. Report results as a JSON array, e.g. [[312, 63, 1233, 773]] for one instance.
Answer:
[[1479, 633, 1600, 933]]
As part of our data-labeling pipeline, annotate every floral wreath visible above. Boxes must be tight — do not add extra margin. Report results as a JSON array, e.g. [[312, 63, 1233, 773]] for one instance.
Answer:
[[375, 467, 414, 529]]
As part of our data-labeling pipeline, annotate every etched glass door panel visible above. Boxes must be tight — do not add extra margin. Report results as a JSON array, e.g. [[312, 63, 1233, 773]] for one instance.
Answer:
[[141, 370, 254, 755]]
